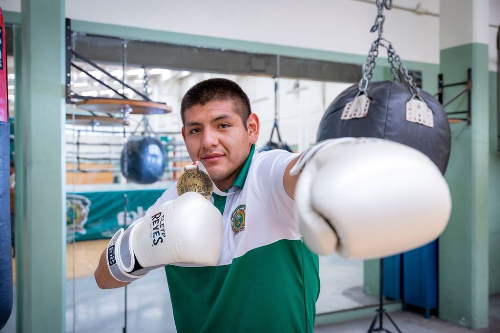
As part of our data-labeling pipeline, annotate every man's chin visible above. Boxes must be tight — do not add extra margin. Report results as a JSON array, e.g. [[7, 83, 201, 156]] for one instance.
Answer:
[[204, 166, 223, 182]]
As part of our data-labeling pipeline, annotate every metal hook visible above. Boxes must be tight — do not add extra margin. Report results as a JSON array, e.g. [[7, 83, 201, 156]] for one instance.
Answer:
[[371, 0, 392, 38], [376, 0, 392, 10]]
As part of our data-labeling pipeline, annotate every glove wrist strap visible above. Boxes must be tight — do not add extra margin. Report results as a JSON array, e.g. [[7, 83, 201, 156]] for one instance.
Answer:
[[106, 228, 148, 283]]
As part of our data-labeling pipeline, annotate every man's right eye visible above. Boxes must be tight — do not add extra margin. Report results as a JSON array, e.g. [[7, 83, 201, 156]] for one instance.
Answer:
[[189, 128, 201, 134]]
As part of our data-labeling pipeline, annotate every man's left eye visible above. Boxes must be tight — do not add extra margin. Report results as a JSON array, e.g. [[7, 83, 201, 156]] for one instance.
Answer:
[[219, 123, 230, 129]]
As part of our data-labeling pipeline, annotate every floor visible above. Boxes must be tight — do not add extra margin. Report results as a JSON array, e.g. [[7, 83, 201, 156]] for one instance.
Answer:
[[2, 241, 499, 332], [316, 294, 500, 332]]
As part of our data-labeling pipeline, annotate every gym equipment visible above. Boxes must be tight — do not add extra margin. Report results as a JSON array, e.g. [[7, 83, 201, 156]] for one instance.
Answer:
[[65, 114, 130, 127], [120, 134, 166, 184], [65, 19, 171, 125], [437, 69, 471, 125], [291, 138, 451, 259], [316, 1, 450, 332], [317, 1, 451, 176], [317, 82, 451, 174], [75, 98, 171, 116], [260, 55, 293, 152], [120, 114, 166, 185], [0, 8, 13, 329]]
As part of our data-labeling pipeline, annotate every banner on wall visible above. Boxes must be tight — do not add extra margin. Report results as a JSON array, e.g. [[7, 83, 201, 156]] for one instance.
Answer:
[[66, 189, 165, 242]]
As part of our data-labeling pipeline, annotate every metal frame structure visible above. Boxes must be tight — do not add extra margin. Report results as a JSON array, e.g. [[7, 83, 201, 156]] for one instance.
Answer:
[[66, 19, 153, 104], [438, 68, 472, 124]]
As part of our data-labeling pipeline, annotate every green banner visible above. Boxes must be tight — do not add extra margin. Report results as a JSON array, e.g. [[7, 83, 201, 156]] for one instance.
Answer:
[[66, 188, 166, 242]]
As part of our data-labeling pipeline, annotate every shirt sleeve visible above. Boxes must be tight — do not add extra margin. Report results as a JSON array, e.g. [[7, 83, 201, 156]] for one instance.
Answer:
[[250, 150, 298, 227]]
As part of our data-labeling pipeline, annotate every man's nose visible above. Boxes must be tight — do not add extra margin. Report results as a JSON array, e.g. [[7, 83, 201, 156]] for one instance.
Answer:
[[202, 127, 218, 148]]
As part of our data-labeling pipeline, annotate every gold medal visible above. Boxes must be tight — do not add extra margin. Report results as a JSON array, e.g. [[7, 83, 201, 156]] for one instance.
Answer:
[[176, 167, 213, 200]]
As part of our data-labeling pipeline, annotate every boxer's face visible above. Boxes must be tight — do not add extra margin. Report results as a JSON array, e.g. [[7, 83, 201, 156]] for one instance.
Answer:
[[182, 99, 259, 190]]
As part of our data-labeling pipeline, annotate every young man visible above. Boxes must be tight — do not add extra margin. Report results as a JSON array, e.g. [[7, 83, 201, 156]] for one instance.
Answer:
[[95, 78, 319, 332], [95, 78, 451, 332]]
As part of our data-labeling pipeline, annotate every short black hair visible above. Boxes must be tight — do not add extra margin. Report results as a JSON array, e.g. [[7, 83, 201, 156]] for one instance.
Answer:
[[180, 78, 251, 128]]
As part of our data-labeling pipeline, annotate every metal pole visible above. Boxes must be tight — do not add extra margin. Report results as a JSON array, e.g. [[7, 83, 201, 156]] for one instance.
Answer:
[[123, 194, 128, 333], [380, 258, 384, 329]]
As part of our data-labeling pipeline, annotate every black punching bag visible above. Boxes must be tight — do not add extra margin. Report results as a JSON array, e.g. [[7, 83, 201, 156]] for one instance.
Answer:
[[120, 136, 166, 184], [0, 8, 13, 329], [317, 82, 452, 175]]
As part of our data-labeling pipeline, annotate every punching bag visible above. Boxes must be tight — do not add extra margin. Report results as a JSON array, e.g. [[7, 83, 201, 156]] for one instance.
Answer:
[[0, 7, 13, 329], [120, 136, 166, 184], [317, 31, 451, 174], [317, 82, 451, 174]]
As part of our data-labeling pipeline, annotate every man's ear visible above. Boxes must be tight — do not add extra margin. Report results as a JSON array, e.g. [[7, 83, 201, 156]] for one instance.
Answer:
[[181, 126, 186, 140], [246, 113, 260, 144]]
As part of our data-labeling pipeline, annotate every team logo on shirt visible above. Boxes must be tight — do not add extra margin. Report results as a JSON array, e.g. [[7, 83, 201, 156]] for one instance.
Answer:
[[231, 205, 246, 236]]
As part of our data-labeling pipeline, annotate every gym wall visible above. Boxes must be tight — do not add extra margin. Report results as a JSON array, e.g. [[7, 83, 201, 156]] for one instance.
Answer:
[[1, 0, 439, 65], [488, 0, 500, 295]]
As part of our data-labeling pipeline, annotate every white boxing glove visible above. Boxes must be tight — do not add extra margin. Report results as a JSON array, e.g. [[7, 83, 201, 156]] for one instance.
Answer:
[[106, 192, 222, 282], [290, 138, 452, 259]]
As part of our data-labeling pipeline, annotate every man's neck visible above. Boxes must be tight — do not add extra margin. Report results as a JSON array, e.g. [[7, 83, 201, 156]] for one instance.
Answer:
[[214, 164, 244, 192]]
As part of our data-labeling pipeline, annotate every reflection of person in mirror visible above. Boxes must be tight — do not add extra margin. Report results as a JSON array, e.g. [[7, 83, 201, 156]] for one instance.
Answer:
[[94, 78, 319, 332], [10, 161, 15, 257]]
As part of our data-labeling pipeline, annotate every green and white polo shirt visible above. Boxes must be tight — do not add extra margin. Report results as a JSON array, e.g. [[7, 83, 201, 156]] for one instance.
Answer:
[[148, 145, 320, 332]]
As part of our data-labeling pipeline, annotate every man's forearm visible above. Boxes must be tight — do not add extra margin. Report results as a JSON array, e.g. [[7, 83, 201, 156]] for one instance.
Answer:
[[94, 249, 130, 289]]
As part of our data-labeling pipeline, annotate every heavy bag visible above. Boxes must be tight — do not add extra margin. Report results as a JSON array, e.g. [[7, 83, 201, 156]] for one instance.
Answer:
[[0, 7, 13, 330], [260, 140, 293, 153], [120, 136, 166, 184], [317, 82, 451, 175], [259, 121, 293, 153]]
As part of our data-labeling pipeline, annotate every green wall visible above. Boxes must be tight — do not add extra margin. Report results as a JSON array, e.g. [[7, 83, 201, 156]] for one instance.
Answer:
[[489, 71, 500, 295], [439, 43, 490, 329]]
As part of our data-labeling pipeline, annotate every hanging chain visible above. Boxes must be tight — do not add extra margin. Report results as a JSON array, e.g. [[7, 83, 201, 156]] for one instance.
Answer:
[[384, 42, 421, 97], [142, 66, 150, 96], [386, 44, 400, 83], [358, 39, 380, 95], [357, 0, 420, 98]]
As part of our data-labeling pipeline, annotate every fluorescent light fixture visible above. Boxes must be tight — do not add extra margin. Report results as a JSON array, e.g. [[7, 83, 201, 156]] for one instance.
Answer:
[[118, 88, 132, 94], [73, 82, 88, 87], [127, 68, 144, 76], [149, 68, 172, 75], [8, 74, 15, 80], [111, 70, 123, 77], [8, 95, 14, 100], [81, 91, 98, 97], [79, 72, 87, 78], [93, 82, 99, 86], [89, 70, 102, 79], [99, 89, 114, 95], [8, 85, 14, 90], [133, 79, 144, 83]]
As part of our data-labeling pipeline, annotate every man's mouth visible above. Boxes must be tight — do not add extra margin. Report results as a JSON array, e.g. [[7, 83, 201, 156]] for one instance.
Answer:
[[201, 153, 224, 163]]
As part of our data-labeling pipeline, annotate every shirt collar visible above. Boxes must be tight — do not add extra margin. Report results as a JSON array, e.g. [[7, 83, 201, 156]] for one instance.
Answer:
[[229, 144, 255, 190]]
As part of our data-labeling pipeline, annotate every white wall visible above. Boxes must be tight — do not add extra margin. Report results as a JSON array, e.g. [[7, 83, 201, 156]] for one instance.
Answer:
[[3, 0, 440, 64], [489, 0, 500, 72]]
